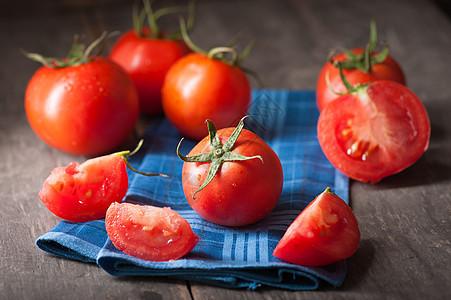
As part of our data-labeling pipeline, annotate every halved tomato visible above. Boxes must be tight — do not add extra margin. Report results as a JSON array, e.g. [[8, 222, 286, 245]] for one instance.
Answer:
[[317, 80, 430, 183], [105, 202, 199, 261], [273, 188, 360, 267]]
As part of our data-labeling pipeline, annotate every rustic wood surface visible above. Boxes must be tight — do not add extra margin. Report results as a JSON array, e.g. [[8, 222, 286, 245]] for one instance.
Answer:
[[1, 0, 450, 299]]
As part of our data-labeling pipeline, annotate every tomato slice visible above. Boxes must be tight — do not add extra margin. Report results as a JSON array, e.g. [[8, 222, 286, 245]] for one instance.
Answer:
[[105, 202, 199, 262], [317, 80, 430, 183], [38, 153, 128, 222], [273, 188, 360, 267]]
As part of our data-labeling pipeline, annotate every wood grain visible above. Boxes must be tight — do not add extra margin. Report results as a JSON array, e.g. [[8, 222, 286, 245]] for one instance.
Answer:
[[1, 0, 450, 299]]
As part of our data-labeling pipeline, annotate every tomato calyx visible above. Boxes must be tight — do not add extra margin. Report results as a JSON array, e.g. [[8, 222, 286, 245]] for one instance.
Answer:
[[177, 116, 263, 198], [328, 19, 390, 74], [326, 62, 371, 96], [118, 139, 169, 178], [133, 0, 195, 40], [22, 31, 113, 69]]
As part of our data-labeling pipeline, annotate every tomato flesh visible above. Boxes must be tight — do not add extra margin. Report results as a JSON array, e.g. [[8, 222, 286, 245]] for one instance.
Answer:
[[105, 202, 199, 261], [162, 53, 251, 140], [273, 188, 360, 266], [318, 80, 430, 183], [182, 128, 283, 227], [38, 153, 128, 222], [316, 48, 406, 111], [110, 30, 189, 115]]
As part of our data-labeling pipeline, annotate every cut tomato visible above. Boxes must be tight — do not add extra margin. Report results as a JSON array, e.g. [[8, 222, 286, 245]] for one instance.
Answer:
[[105, 202, 199, 262], [273, 188, 360, 266], [317, 80, 430, 183], [38, 153, 128, 222]]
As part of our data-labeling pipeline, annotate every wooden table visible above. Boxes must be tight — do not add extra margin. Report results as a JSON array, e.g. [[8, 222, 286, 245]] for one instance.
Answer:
[[1, 0, 450, 299]]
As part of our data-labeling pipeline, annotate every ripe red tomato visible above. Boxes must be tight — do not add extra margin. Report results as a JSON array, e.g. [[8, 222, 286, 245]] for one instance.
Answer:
[[179, 118, 283, 227], [162, 53, 251, 140], [38, 152, 129, 222], [110, 29, 189, 114], [25, 56, 139, 156], [317, 80, 430, 183], [316, 49, 406, 111], [105, 202, 199, 261], [273, 188, 360, 267]]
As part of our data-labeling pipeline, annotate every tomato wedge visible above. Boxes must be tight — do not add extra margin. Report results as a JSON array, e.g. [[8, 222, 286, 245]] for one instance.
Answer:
[[273, 188, 360, 267], [105, 202, 199, 261], [317, 80, 430, 183], [38, 153, 128, 222]]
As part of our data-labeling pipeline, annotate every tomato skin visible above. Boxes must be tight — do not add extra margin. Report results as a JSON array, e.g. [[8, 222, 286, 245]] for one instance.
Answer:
[[162, 53, 251, 140], [38, 153, 128, 223], [25, 57, 139, 156], [182, 128, 283, 227], [105, 202, 199, 261], [316, 48, 406, 111], [110, 30, 189, 115], [317, 80, 430, 183], [273, 188, 360, 267]]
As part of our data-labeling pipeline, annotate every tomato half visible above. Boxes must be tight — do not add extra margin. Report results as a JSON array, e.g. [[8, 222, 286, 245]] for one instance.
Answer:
[[181, 127, 283, 227], [38, 153, 128, 222], [317, 80, 430, 183], [25, 57, 139, 156], [316, 48, 406, 111], [110, 29, 189, 115], [273, 188, 360, 267], [162, 53, 251, 140], [105, 202, 199, 261]]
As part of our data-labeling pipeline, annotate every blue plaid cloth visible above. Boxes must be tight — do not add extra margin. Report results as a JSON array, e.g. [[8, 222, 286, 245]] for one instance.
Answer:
[[36, 90, 349, 290]]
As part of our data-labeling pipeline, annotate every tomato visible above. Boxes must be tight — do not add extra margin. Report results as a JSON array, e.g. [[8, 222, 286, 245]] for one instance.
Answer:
[[105, 202, 199, 261], [316, 20, 406, 112], [273, 188, 360, 267], [38, 153, 128, 222], [317, 80, 430, 183], [162, 53, 251, 140], [110, 30, 189, 115], [178, 117, 283, 227], [316, 49, 405, 111], [25, 56, 139, 156]]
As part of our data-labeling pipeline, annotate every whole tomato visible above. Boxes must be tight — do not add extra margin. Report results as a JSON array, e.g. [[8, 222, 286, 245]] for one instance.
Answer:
[[316, 20, 406, 112], [110, 1, 194, 115], [162, 21, 253, 140], [24, 33, 139, 156], [178, 116, 283, 227]]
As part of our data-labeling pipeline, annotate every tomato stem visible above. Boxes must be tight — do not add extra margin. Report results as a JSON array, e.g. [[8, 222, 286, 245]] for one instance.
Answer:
[[119, 139, 169, 177], [179, 16, 256, 68], [22, 31, 113, 68], [177, 116, 263, 199], [329, 19, 390, 73], [133, 0, 195, 40], [326, 63, 370, 96]]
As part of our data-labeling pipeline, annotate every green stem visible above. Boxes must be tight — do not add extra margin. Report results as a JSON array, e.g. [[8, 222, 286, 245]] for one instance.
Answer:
[[119, 139, 169, 177], [179, 16, 206, 54], [177, 116, 263, 199]]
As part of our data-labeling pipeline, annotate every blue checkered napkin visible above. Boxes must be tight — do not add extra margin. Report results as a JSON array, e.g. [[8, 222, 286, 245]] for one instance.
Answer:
[[36, 89, 349, 290]]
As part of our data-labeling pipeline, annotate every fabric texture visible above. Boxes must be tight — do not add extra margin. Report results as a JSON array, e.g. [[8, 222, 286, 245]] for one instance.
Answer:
[[36, 89, 349, 290]]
